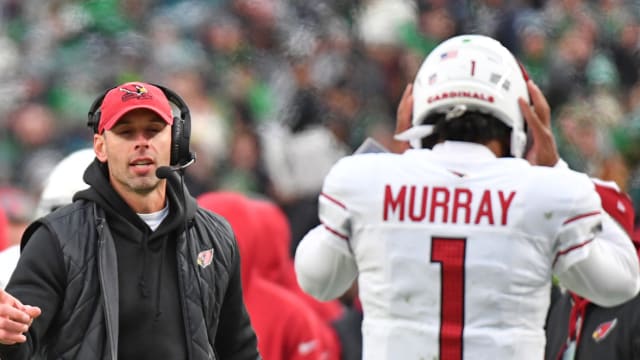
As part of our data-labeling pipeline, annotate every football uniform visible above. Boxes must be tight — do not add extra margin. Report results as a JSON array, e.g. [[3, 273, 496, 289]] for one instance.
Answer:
[[295, 141, 640, 360], [545, 178, 639, 360]]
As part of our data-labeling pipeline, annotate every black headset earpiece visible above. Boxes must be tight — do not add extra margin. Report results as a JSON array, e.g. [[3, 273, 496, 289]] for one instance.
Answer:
[[149, 83, 194, 166], [87, 83, 195, 166], [87, 88, 112, 134]]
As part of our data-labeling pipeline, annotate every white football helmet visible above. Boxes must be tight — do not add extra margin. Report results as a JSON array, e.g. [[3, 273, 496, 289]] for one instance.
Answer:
[[35, 148, 95, 217], [395, 34, 530, 157]]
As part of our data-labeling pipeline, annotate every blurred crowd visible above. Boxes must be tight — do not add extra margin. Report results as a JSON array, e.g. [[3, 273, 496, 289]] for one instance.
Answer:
[[0, 0, 640, 359], [1, 0, 640, 250]]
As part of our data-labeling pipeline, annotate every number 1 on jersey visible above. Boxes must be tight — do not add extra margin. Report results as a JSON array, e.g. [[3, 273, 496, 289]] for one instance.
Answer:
[[431, 237, 466, 360]]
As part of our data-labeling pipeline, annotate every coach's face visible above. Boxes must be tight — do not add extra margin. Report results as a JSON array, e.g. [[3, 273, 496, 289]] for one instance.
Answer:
[[94, 108, 172, 196]]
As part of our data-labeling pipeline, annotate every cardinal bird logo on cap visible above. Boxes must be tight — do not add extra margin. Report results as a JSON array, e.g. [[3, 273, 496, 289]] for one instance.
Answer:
[[197, 248, 214, 269], [119, 84, 151, 101], [592, 318, 617, 342]]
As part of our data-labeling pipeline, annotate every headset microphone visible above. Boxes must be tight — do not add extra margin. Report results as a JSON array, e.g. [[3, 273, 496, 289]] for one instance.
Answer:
[[155, 155, 196, 179]]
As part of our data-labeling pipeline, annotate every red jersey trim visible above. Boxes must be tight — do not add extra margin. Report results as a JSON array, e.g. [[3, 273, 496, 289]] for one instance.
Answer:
[[321, 192, 347, 209], [553, 238, 594, 267], [321, 221, 349, 241], [562, 211, 600, 225]]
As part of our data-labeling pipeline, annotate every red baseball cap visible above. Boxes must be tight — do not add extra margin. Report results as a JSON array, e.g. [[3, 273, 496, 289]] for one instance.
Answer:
[[97, 82, 173, 134]]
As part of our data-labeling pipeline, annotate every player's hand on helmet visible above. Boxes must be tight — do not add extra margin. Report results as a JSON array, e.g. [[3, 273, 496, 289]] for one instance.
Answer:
[[518, 80, 559, 167], [0, 288, 41, 345], [393, 83, 413, 153]]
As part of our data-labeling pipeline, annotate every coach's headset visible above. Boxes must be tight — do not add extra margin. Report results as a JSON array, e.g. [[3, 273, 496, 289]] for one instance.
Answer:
[[87, 83, 196, 169]]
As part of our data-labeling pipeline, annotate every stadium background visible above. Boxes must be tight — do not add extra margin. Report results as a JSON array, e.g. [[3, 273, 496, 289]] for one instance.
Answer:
[[0, 0, 640, 247]]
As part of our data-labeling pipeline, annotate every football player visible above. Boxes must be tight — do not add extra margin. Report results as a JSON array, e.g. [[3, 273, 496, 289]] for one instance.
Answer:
[[294, 34, 640, 360]]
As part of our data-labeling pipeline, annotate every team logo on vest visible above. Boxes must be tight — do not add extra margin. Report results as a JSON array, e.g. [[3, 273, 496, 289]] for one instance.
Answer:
[[592, 318, 617, 342], [197, 248, 214, 269]]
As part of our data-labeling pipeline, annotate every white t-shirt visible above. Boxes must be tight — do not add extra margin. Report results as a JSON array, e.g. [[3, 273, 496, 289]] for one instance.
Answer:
[[0, 245, 20, 290], [294, 141, 640, 360], [138, 204, 169, 231]]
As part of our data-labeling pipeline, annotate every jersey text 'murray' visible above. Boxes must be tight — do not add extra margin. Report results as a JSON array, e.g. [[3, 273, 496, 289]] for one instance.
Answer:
[[383, 184, 516, 225]]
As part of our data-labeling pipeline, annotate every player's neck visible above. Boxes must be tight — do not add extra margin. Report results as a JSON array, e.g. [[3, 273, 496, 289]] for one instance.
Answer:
[[483, 140, 505, 157]]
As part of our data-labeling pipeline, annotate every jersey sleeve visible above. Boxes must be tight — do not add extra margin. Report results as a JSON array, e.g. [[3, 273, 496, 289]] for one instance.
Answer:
[[294, 158, 359, 301], [551, 181, 603, 275], [552, 174, 640, 306]]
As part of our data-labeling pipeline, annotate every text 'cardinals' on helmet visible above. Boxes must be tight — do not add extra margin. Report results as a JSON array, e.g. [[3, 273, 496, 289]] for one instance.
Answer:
[[395, 34, 530, 157], [35, 148, 95, 218]]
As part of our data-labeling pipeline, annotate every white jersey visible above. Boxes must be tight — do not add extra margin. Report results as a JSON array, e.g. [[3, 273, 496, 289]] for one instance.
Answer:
[[294, 141, 640, 360]]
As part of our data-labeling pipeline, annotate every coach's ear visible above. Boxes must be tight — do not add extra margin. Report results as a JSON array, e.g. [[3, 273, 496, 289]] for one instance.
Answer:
[[93, 133, 108, 163]]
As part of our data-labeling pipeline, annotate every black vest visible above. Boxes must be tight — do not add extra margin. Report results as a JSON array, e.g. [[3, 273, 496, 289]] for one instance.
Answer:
[[25, 200, 245, 360]]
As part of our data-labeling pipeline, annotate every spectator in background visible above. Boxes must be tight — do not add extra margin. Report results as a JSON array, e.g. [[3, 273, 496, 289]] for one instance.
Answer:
[[260, 52, 351, 254], [217, 128, 271, 196], [542, 0, 596, 39], [34, 148, 94, 218], [249, 197, 345, 326], [609, 16, 640, 91], [613, 88, 640, 220], [514, 11, 551, 93], [546, 23, 596, 110], [553, 96, 631, 193], [198, 191, 340, 360], [466, 0, 525, 51], [592, 0, 634, 49], [0, 148, 93, 291], [0, 187, 35, 290], [355, 0, 416, 111], [545, 10, 621, 113], [399, 2, 457, 59], [555, 101, 609, 175], [1, 103, 64, 193]]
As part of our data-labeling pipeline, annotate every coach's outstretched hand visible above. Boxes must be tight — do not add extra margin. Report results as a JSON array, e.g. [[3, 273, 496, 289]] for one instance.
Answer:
[[0, 288, 41, 345]]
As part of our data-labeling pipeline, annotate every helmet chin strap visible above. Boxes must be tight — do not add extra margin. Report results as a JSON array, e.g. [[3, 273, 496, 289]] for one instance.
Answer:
[[511, 128, 527, 158], [393, 124, 435, 142], [445, 104, 467, 121], [395, 105, 470, 149]]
